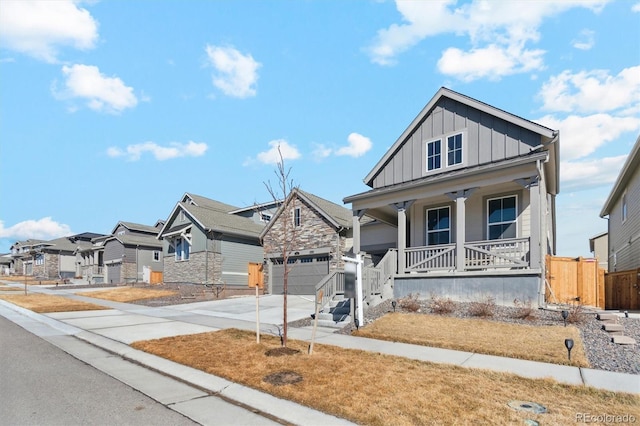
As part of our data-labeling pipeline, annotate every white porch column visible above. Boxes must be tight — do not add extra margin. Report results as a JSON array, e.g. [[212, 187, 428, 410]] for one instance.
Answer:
[[528, 178, 541, 270], [397, 206, 407, 273], [448, 189, 475, 272]]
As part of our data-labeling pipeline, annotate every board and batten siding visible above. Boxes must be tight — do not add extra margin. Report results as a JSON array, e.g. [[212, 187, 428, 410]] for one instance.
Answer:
[[221, 238, 263, 286], [373, 98, 542, 189], [609, 163, 640, 271]]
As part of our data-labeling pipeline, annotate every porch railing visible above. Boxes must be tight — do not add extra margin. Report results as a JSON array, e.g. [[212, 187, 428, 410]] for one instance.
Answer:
[[404, 237, 530, 272], [315, 270, 345, 309], [82, 265, 104, 275]]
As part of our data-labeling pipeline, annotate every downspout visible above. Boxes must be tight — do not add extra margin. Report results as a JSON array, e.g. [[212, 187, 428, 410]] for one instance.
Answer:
[[136, 245, 139, 283], [536, 158, 546, 307], [205, 231, 209, 284]]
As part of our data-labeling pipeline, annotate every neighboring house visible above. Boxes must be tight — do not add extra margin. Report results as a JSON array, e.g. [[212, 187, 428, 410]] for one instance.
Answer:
[[9, 239, 47, 275], [260, 188, 356, 295], [0, 253, 12, 275], [229, 200, 282, 225], [157, 193, 266, 288], [77, 235, 109, 283], [589, 231, 609, 272], [344, 87, 560, 307], [600, 134, 640, 272], [10, 235, 94, 279], [102, 221, 165, 284]]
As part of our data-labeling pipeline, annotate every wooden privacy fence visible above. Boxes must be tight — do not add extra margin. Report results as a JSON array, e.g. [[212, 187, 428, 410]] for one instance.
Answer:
[[605, 268, 640, 310], [150, 271, 163, 284], [545, 256, 605, 308]]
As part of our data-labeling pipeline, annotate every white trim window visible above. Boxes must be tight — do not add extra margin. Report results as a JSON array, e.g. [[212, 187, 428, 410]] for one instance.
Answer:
[[426, 206, 450, 245], [153, 251, 160, 262], [175, 237, 190, 261], [447, 133, 463, 166], [487, 195, 517, 240], [35, 253, 44, 265], [294, 207, 301, 227], [426, 139, 442, 171], [622, 192, 627, 223]]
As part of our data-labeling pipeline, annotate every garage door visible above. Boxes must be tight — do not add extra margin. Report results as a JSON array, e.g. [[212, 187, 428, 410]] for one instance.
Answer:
[[271, 256, 329, 295], [106, 263, 121, 284]]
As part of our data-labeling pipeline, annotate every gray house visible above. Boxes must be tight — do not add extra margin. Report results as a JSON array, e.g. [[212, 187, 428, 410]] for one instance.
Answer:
[[344, 87, 560, 307], [157, 193, 266, 288], [11, 235, 94, 279], [102, 221, 164, 284], [600, 134, 640, 272], [260, 188, 355, 295]]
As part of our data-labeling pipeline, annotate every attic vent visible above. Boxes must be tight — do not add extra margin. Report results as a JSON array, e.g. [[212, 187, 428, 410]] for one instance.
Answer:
[[184, 195, 194, 205]]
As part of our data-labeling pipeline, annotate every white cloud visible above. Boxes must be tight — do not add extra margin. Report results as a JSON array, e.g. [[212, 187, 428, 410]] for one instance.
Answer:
[[54, 64, 138, 114], [539, 66, 640, 114], [537, 114, 640, 161], [250, 140, 301, 165], [368, 0, 609, 80], [572, 29, 595, 50], [560, 155, 627, 191], [632, 2, 640, 12], [311, 143, 333, 160], [336, 133, 373, 157], [437, 44, 544, 82], [0, 217, 72, 241], [205, 44, 261, 98], [107, 141, 208, 161], [0, 0, 98, 63]]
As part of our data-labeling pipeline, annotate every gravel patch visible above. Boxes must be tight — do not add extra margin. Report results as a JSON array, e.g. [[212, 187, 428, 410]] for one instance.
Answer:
[[295, 298, 639, 375]]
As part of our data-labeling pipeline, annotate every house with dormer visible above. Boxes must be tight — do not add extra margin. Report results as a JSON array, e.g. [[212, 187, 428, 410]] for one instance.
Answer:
[[344, 87, 560, 307]]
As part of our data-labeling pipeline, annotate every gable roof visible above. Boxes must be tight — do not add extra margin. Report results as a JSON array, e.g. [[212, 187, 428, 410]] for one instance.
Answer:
[[105, 233, 162, 248], [111, 221, 160, 235], [600, 134, 640, 217], [259, 188, 353, 240], [157, 192, 263, 240], [363, 87, 559, 191], [40, 236, 91, 253]]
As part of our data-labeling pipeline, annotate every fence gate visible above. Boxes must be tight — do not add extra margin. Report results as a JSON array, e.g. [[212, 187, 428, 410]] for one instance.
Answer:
[[546, 256, 605, 308], [605, 269, 640, 310]]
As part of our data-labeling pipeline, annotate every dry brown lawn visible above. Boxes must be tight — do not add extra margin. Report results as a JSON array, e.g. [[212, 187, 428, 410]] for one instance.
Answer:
[[354, 312, 589, 367], [80, 287, 177, 303], [0, 294, 107, 313], [132, 329, 640, 426]]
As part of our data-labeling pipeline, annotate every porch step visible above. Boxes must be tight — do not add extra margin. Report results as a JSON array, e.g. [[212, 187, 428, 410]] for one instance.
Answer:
[[317, 315, 352, 329], [612, 335, 637, 345], [596, 313, 618, 322], [602, 323, 624, 335]]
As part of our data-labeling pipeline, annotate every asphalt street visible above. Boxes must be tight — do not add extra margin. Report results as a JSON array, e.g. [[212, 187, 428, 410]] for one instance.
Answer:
[[0, 315, 198, 426]]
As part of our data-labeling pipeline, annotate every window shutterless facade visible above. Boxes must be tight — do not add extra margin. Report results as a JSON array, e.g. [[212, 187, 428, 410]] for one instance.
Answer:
[[487, 195, 517, 240], [426, 140, 442, 171], [426, 206, 451, 245], [622, 192, 627, 223], [447, 133, 463, 166]]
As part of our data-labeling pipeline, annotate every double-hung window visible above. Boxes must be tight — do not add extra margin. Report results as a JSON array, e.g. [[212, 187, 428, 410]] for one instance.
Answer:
[[175, 237, 190, 261], [35, 254, 44, 265], [426, 207, 450, 245], [487, 195, 517, 240], [447, 133, 463, 166], [426, 140, 442, 171], [426, 132, 463, 173], [153, 251, 160, 262]]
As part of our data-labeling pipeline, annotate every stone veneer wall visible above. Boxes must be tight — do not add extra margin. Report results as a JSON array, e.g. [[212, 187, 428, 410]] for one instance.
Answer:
[[163, 251, 221, 284], [262, 197, 347, 269], [44, 253, 60, 279], [122, 262, 138, 283]]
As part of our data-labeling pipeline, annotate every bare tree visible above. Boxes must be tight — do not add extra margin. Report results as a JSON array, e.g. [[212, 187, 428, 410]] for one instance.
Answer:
[[263, 146, 299, 347]]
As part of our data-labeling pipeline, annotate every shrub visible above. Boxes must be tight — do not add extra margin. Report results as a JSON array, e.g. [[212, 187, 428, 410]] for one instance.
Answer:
[[512, 298, 536, 320], [565, 302, 586, 325], [429, 294, 456, 315], [468, 296, 496, 317], [398, 293, 421, 312]]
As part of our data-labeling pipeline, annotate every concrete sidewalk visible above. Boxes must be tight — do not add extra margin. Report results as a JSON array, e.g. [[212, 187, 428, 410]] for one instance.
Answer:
[[0, 281, 638, 425]]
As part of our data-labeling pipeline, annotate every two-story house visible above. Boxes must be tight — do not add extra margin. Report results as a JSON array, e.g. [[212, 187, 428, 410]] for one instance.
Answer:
[[344, 87, 560, 307]]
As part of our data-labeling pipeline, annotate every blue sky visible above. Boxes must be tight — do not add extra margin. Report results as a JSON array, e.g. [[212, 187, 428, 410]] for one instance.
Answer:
[[0, 0, 639, 257]]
